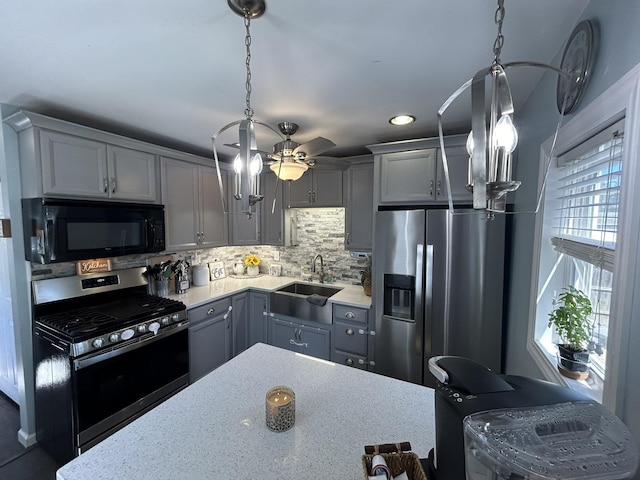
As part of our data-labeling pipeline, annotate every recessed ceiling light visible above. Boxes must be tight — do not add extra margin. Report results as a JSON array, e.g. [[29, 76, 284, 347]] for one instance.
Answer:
[[389, 115, 416, 126]]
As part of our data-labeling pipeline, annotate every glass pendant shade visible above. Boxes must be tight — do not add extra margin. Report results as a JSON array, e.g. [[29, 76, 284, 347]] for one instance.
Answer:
[[270, 162, 308, 181]]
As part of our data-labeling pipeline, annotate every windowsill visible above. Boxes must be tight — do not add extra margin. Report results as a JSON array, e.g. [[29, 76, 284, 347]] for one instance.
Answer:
[[535, 338, 603, 403]]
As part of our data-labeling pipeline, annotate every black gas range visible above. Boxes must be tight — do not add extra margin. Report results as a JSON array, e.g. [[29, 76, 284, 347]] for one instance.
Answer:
[[32, 267, 189, 464]]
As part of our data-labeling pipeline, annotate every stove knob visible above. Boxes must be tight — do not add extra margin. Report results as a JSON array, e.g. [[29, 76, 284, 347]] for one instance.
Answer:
[[121, 329, 135, 340], [148, 322, 160, 336], [161, 316, 170, 325], [92, 338, 104, 348], [137, 324, 147, 333], [109, 333, 120, 343], [171, 313, 180, 323]]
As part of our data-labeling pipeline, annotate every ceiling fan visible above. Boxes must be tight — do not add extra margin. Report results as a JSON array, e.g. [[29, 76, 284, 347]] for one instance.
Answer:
[[267, 121, 337, 181]]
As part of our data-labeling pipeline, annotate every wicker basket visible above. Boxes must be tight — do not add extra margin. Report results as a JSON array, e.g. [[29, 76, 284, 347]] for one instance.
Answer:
[[362, 442, 428, 480]]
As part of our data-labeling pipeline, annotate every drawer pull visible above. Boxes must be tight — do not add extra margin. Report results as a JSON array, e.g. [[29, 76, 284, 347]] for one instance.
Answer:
[[346, 328, 354, 335], [346, 358, 354, 366], [207, 308, 215, 315], [290, 339, 308, 348], [344, 311, 355, 319]]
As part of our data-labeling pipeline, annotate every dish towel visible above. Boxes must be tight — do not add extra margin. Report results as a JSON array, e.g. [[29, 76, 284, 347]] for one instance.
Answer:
[[307, 294, 328, 306]]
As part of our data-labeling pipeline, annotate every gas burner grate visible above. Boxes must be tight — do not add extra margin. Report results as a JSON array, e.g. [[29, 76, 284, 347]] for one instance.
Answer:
[[39, 308, 120, 336]]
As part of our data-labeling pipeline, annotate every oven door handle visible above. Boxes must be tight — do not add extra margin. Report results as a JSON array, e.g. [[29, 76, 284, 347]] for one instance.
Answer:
[[74, 322, 188, 371]]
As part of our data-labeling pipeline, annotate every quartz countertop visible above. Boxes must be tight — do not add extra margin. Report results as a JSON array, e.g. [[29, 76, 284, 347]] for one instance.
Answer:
[[169, 275, 372, 309], [57, 343, 435, 480]]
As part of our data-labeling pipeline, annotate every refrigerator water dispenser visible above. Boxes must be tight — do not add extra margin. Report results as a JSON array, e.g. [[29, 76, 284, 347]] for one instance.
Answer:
[[383, 274, 415, 320]]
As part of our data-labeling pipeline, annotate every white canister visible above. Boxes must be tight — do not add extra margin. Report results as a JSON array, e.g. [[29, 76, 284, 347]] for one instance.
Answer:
[[192, 265, 210, 286]]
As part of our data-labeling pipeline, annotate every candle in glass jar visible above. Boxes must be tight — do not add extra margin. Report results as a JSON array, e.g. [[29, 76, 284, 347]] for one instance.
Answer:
[[265, 386, 295, 432]]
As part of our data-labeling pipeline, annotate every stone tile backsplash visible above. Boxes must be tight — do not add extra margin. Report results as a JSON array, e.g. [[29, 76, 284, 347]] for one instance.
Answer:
[[31, 208, 370, 285]]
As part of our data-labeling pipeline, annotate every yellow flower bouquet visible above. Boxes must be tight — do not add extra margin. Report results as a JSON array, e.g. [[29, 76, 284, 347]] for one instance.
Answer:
[[244, 254, 261, 267]]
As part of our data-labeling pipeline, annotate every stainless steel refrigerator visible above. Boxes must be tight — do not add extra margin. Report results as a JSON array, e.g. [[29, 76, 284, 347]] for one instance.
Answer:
[[373, 209, 505, 387]]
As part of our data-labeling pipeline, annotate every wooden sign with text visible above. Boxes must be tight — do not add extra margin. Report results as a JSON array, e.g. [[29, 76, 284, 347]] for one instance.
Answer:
[[76, 259, 112, 275]]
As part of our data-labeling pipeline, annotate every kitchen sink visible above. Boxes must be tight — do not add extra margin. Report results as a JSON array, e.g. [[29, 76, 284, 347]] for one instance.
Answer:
[[276, 282, 342, 297], [270, 282, 343, 325]]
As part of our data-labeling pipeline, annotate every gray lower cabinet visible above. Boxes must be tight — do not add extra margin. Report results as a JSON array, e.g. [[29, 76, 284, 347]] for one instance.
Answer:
[[248, 291, 269, 347], [188, 297, 232, 383], [331, 304, 371, 370], [231, 293, 249, 357], [270, 317, 331, 360]]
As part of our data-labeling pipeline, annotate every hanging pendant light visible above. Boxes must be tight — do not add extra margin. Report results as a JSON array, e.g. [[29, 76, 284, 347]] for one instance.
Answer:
[[212, 0, 282, 217], [437, 0, 570, 217]]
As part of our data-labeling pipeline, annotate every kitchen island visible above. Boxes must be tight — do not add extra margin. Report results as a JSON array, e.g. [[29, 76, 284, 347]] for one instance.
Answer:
[[56, 343, 435, 480]]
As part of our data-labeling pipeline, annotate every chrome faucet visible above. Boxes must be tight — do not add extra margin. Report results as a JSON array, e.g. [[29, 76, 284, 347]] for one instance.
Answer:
[[311, 254, 325, 283]]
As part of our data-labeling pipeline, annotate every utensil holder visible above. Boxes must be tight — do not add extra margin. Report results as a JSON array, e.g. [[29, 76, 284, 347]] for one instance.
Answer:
[[155, 279, 169, 297]]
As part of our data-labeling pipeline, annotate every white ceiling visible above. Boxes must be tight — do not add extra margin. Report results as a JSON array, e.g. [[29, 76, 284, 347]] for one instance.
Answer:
[[0, 0, 589, 160]]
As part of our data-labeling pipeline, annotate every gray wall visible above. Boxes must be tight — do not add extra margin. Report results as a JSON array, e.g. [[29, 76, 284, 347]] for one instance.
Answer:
[[505, 0, 640, 434]]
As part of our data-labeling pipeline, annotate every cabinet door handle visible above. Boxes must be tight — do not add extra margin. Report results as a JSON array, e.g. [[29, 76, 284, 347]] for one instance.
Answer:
[[308, 191, 312, 203], [344, 311, 355, 319], [312, 191, 316, 203], [290, 339, 308, 348], [111, 177, 116, 193], [436, 180, 441, 196], [429, 180, 434, 196], [346, 358, 354, 366], [346, 232, 351, 245], [346, 328, 354, 335], [103, 177, 109, 193]]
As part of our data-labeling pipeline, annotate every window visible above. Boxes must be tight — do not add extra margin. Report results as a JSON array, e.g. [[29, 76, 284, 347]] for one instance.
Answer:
[[533, 119, 624, 398]]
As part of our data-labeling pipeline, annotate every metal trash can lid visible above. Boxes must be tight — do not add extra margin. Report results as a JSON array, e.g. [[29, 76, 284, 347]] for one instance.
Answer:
[[463, 401, 639, 479]]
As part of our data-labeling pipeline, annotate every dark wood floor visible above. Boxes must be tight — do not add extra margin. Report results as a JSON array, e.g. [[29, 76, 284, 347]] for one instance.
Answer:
[[0, 392, 60, 480]]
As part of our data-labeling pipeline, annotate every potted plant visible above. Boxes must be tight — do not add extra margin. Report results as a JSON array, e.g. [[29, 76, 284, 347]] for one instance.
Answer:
[[244, 254, 261, 276], [547, 286, 594, 380], [360, 255, 372, 297]]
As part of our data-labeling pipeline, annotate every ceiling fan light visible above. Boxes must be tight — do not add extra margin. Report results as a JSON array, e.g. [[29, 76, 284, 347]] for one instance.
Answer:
[[270, 161, 308, 181], [389, 115, 416, 126]]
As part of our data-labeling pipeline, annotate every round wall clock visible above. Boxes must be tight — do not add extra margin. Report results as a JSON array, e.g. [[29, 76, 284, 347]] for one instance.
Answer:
[[556, 20, 597, 115]]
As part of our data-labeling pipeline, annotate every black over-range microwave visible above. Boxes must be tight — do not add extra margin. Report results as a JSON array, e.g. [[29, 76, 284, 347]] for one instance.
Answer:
[[22, 198, 166, 264]]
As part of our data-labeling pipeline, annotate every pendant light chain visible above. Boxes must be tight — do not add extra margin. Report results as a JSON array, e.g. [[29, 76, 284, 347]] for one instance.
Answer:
[[493, 0, 505, 64], [244, 13, 254, 120]]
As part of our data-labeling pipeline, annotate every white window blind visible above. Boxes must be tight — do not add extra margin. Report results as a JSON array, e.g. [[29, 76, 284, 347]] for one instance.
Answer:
[[551, 119, 624, 272]]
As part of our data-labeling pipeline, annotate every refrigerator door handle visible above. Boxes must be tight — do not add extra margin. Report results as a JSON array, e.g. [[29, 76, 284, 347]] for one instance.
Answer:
[[415, 244, 425, 357], [424, 244, 434, 361]]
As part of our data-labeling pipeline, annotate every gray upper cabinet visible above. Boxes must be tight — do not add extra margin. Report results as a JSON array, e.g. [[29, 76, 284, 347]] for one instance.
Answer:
[[287, 169, 343, 208], [106, 145, 157, 202], [162, 157, 228, 251], [229, 170, 285, 246], [5, 111, 160, 203], [378, 148, 438, 204], [369, 135, 472, 206], [345, 159, 373, 251], [39, 130, 109, 199]]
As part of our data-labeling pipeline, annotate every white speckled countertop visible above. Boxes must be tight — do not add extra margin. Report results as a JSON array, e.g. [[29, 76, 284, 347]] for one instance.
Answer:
[[169, 275, 372, 310], [56, 343, 435, 480]]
